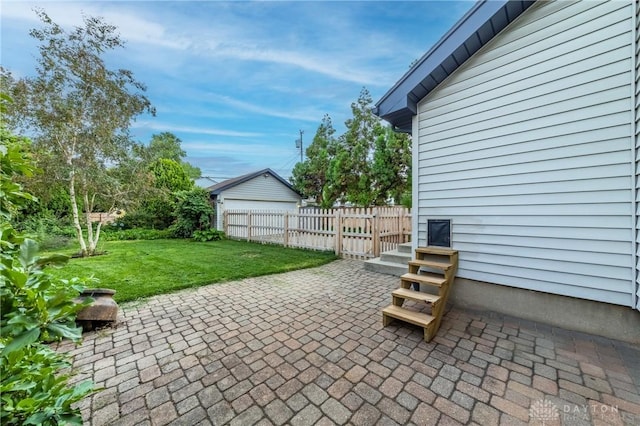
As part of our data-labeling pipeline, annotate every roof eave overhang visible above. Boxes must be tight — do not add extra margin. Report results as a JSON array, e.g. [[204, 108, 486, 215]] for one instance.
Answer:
[[374, 0, 535, 134]]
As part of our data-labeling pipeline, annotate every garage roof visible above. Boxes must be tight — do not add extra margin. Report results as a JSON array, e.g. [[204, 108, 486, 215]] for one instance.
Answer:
[[207, 168, 299, 196], [374, 0, 535, 133]]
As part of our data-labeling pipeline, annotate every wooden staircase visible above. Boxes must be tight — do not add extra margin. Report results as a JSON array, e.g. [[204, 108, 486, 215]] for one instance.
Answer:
[[382, 246, 458, 342]]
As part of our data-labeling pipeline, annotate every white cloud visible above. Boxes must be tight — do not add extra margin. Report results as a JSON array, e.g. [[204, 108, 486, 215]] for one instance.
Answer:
[[2, 1, 414, 87], [182, 141, 291, 158], [207, 43, 385, 86], [206, 94, 320, 123], [133, 121, 263, 138], [1, 1, 190, 50]]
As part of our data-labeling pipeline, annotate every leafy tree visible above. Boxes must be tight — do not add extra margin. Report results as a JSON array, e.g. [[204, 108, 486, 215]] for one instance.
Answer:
[[4, 10, 154, 257], [181, 162, 202, 181], [146, 132, 186, 162], [140, 132, 201, 179], [130, 158, 193, 229], [149, 158, 193, 192], [291, 114, 337, 207], [371, 125, 411, 205], [0, 70, 29, 131], [293, 88, 412, 208], [0, 129, 36, 218]]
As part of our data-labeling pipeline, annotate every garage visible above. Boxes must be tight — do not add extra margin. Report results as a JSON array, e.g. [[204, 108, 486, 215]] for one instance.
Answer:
[[207, 168, 302, 230]]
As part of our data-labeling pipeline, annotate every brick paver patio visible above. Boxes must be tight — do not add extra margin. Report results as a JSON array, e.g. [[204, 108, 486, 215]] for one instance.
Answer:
[[57, 259, 640, 425]]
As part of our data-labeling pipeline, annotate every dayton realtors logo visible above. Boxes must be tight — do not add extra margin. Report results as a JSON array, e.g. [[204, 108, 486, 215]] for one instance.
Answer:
[[529, 399, 559, 425], [530, 399, 629, 424]]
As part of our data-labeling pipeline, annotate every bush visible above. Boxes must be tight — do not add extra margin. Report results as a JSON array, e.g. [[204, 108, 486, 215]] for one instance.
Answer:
[[170, 188, 213, 238], [14, 211, 75, 250], [0, 232, 95, 425], [101, 228, 173, 241], [192, 228, 225, 242], [112, 195, 176, 231], [1, 125, 95, 424]]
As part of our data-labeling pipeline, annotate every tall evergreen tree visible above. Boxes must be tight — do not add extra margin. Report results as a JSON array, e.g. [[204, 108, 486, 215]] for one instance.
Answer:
[[328, 87, 378, 206], [291, 114, 337, 207], [293, 88, 412, 208], [371, 125, 411, 205]]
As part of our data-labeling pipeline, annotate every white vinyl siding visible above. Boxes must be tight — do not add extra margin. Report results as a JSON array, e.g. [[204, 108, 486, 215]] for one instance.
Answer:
[[221, 174, 300, 203], [416, 0, 635, 307], [635, 0, 640, 311], [215, 174, 300, 230]]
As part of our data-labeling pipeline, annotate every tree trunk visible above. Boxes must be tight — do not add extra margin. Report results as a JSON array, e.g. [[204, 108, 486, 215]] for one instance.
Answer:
[[69, 169, 88, 257], [84, 190, 95, 256], [91, 221, 103, 253], [83, 189, 103, 255]]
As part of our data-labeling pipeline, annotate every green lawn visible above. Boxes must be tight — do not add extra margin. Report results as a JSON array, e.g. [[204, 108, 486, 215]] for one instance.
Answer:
[[47, 239, 337, 303]]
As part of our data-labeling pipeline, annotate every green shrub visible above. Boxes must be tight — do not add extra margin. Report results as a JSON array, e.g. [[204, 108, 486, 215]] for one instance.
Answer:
[[170, 188, 213, 238], [1, 342, 94, 425], [115, 196, 176, 230], [0, 231, 95, 425], [192, 228, 225, 242], [15, 212, 75, 250], [1, 125, 95, 425], [101, 228, 173, 241]]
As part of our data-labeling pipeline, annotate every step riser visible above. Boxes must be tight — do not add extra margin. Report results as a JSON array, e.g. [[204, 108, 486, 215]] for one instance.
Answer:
[[364, 260, 407, 277], [397, 243, 412, 254], [382, 305, 435, 328], [380, 251, 411, 264]]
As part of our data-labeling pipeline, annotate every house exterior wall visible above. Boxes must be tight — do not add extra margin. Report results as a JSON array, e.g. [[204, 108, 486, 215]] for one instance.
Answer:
[[635, 0, 640, 311], [214, 173, 301, 230], [415, 0, 636, 307]]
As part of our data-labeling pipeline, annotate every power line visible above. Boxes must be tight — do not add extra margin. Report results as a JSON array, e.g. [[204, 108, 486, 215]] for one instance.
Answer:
[[276, 153, 300, 173]]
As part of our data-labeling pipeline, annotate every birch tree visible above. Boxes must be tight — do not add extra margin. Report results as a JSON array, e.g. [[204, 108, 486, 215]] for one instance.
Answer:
[[5, 10, 154, 256]]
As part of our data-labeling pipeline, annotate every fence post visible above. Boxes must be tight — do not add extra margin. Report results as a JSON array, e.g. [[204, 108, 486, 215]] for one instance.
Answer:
[[398, 208, 404, 245], [335, 209, 342, 256], [284, 211, 289, 247], [372, 208, 380, 257], [247, 211, 252, 242], [223, 211, 228, 236]]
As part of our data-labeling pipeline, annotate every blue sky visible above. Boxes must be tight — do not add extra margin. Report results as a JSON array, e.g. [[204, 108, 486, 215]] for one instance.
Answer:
[[1, 1, 470, 181]]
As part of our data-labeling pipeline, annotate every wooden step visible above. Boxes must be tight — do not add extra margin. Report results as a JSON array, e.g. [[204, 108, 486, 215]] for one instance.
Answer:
[[401, 272, 446, 287], [382, 305, 435, 328], [415, 246, 457, 256], [392, 288, 440, 304], [409, 259, 452, 271]]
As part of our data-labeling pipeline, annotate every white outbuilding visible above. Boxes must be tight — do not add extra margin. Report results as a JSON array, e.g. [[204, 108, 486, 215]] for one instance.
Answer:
[[208, 168, 301, 230]]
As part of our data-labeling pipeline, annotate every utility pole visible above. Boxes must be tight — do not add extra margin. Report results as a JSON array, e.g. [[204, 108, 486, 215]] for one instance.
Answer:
[[295, 129, 304, 162]]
